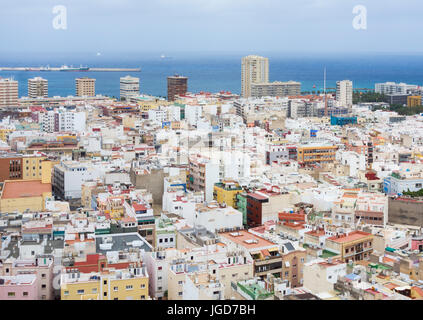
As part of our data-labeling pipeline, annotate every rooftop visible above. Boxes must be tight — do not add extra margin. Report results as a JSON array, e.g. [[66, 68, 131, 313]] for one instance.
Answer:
[[1, 180, 51, 199]]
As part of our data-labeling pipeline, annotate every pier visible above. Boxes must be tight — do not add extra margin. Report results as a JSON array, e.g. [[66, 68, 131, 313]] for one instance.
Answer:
[[0, 67, 141, 72]]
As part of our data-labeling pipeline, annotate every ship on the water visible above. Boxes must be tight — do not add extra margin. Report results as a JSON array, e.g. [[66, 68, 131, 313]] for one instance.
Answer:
[[59, 65, 89, 71]]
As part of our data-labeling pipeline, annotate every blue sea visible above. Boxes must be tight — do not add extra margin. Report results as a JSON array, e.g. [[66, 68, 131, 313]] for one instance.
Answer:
[[1, 52, 423, 98]]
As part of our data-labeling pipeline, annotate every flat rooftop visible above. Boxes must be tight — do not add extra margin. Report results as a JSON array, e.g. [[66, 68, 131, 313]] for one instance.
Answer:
[[1, 180, 51, 199], [327, 231, 372, 243], [219, 230, 277, 250]]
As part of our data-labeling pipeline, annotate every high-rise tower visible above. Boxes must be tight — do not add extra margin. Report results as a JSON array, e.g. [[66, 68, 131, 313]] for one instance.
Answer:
[[241, 55, 269, 98]]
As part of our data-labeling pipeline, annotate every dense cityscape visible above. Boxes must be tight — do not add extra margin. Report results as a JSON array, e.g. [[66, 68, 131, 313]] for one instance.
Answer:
[[0, 53, 422, 302]]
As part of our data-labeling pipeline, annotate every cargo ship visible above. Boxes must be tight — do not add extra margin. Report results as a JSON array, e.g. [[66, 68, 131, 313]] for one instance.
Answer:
[[59, 65, 90, 71]]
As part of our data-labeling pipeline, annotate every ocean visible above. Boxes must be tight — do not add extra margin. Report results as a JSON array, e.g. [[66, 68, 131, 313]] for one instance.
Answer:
[[1, 52, 423, 98]]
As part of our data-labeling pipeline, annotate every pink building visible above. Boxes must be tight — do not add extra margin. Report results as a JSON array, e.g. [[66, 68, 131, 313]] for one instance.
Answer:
[[411, 236, 423, 252], [0, 255, 54, 300], [0, 274, 38, 300]]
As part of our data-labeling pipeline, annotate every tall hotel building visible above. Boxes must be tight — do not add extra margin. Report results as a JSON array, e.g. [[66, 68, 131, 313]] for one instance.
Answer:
[[336, 80, 353, 108], [75, 77, 96, 97], [28, 77, 48, 98], [167, 75, 188, 101], [241, 55, 269, 98], [0, 78, 18, 108], [120, 75, 140, 101]]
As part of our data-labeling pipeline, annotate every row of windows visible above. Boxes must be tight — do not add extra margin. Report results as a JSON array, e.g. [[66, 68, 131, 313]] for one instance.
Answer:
[[65, 283, 146, 295]]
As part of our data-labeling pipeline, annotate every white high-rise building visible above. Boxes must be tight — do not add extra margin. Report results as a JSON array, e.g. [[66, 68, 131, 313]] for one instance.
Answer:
[[28, 77, 48, 98], [375, 82, 418, 95], [241, 55, 269, 98], [120, 75, 140, 100], [336, 80, 353, 108]]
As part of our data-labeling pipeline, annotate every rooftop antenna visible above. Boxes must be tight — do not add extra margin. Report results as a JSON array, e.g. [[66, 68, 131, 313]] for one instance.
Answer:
[[324, 67, 328, 117]]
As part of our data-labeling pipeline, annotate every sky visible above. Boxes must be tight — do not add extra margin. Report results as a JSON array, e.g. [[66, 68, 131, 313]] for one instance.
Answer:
[[1, 0, 422, 55]]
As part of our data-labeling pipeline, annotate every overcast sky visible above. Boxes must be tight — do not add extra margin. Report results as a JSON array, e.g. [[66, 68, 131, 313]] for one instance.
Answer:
[[1, 0, 422, 54]]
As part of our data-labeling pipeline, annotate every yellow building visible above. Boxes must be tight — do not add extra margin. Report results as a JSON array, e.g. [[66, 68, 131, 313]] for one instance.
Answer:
[[407, 96, 422, 107], [0, 128, 13, 142], [0, 180, 52, 213], [61, 268, 149, 300], [297, 145, 338, 164], [22, 155, 53, 183], [213, 180, 243, 209], [325, 231, 373, 263]]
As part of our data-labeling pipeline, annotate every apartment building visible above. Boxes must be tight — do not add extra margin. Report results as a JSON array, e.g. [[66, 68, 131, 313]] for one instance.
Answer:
[[383, 170, 423, 195], [0, 255, 54, 300], [0, 274, 38, 300], [187, 155, 219, 202], [28, 77, 48, 98], [251, 81, 301, 98], [303, 259, 347, 295], [375, 82, 417, 95], [246, 187, 291, 228], [213, 180, 243, 209], [60, 267, 149, 300], [325, 231, 374, 263], [35, 107, 86, 133], [167, 75, 188, 101], [219, 230, 283, 279], [407, 95, 421, 107], [120, 76, 140, 101], [166, 245, 254, 300], [0, 78, 18, 108], [75, 77, 96, 97], [336, 80, 353, 108], [297, 144, 338, 164], [52, 161, 102, 201], [241, 55, 269, 98], [354, 192, 388, 226]]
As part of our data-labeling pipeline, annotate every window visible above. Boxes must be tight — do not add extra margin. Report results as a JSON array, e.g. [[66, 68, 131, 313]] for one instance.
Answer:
[[158, 266, 162, 271], [64, 291, 69, 296], [77, 290, 85, 295], [23, 292, 28, 296], [114, 298, 118, 300], [104, 280, 107, 285], [41, 274, 46, 278], [41, 284, 46, 289], [178, 292, 183, 296], [104, 292, 107, 297], [141, 295, 145, 299], [114, 287, 118, 291], [8, 292, 15, 297], [126, 285, 133, 290], [178, 280, 183, 285]]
